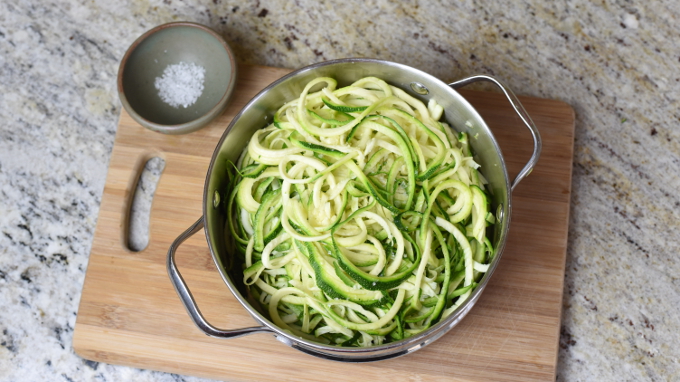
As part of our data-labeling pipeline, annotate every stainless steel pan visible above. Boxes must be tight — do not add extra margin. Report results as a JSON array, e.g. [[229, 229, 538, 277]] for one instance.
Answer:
[[167, 58, 541, 362]]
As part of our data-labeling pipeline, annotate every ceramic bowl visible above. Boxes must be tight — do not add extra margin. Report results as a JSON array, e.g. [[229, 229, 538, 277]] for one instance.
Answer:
[[118, 22, 237, 134]]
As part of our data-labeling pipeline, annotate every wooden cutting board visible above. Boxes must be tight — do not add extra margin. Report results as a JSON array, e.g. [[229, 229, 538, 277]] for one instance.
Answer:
[[73, 64, 575, 382]]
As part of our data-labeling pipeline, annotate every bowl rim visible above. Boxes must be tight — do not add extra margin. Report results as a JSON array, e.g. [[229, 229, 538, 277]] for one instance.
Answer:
[[117, 21, 237, 134]]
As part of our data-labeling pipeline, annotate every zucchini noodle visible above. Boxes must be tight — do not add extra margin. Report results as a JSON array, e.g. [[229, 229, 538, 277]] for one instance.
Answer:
[[226, 76, 495, 347]]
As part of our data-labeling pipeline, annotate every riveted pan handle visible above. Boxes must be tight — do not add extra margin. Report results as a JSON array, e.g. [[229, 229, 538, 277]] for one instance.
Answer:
[[167, 216, 271, 338], [449, 75, 542, 191]]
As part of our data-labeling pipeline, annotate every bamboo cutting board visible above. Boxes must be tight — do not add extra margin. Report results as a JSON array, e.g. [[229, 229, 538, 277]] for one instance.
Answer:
[[73, 64, 575, 382]]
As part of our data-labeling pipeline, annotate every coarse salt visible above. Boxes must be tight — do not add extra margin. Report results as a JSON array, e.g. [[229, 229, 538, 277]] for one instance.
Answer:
[[154, 62, 206, 108]]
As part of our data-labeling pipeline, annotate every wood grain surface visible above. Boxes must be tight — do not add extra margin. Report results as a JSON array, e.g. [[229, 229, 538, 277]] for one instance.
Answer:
[[73, 65, 575, 382]]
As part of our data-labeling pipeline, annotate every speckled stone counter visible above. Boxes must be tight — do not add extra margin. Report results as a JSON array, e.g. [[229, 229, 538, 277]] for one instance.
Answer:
[[1, 1, 678, 381]]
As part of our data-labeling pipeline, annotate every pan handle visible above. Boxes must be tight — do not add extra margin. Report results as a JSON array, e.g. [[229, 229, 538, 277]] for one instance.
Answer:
[[167, 216, 272, 338], [449, 75, 542, 191]]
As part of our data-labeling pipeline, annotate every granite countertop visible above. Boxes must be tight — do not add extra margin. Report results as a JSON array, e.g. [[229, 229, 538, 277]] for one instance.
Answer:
[[1, 1, 678, 381]]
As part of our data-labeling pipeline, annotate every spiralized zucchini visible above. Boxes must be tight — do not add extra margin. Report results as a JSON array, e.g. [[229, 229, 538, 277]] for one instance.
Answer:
[[226, 76, 495, 347]]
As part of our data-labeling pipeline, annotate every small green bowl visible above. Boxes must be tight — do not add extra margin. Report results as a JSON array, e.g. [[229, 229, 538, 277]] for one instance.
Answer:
[[118, 22, 237, 134]]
